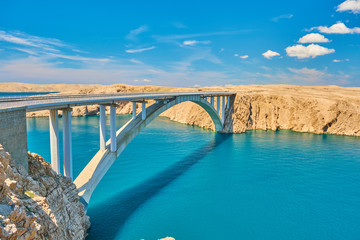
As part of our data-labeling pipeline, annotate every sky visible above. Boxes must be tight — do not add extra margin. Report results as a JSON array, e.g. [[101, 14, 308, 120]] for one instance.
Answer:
[[0, 0, 359, 87]]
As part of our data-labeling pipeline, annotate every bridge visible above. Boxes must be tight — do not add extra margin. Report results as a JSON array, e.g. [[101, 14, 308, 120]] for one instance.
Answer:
[[0, 92, 236, 207]]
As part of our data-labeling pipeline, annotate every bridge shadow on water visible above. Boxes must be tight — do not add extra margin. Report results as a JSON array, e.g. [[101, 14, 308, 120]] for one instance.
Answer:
[[86, 133, 230, 240]]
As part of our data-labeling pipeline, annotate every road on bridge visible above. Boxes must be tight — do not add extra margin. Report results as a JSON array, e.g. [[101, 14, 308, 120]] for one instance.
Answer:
[[0, 92, 235, 112]]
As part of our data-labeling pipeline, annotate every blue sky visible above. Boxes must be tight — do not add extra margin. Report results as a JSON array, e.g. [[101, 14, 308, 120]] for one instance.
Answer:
[[0, 0, 359, 87]]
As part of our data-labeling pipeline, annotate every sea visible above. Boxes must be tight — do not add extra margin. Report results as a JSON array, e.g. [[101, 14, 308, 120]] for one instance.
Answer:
[[3, 92, 360, 240], [0, 92, 54, 99]]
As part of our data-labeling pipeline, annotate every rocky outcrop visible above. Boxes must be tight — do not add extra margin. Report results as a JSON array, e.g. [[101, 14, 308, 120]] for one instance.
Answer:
[[0, 145, 90, 240], [162, 91, 360, 136]]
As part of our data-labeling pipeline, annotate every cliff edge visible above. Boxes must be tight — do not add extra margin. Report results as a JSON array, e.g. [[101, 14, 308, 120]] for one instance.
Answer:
[[0, 145, 90, 240]]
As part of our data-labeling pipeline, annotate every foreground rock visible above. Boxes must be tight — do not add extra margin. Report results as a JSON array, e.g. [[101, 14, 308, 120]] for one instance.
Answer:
[[0, 145, 90, 239]]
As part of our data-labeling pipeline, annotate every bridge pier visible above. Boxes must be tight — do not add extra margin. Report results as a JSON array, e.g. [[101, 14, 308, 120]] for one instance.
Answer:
[[222, 96, 225, 124], [211, 96, 214, 107], [62, 108, 73, 179], [132, 102, 137, 119], [99, 105, 106, 151], [217, 96, 220, 114], [0, 109, 28, 171], [49, 109, 60, 174], [110, 105, 117, 152], [142, 101, 147, 120]]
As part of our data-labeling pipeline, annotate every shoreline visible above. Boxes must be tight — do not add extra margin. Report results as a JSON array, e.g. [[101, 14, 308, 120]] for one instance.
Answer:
[[2, 83, 360, 137]]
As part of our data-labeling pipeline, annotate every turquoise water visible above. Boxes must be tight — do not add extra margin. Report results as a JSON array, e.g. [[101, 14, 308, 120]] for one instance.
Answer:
[[0, 92, 53, 98], [26, 115, 360, 240]]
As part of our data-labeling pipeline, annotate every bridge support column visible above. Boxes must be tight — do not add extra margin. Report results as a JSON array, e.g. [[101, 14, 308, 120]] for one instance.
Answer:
[[217, 96, 220, 114], [62, 108, 73, 179], [49, 109, 60, 174], [210, 97, 214, 107], [99, 105, 106, 151], [142, 101, 147, 120], [132, 102, 137, 119], [110, 105, 117, 152], [222, 96, 225, 124]]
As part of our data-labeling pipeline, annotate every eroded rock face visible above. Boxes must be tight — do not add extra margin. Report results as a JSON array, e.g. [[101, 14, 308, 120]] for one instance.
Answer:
[[0, 145, 90, 240], [161, 90, 360, 136]]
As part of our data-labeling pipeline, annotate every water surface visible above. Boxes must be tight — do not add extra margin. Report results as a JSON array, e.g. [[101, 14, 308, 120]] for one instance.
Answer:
[[26, 115, 360, 240], [0, 92, 53, 98]]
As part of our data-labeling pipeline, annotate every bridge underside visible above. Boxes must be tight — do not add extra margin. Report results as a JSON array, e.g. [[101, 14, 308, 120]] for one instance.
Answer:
[[73, 95, 231, 206]]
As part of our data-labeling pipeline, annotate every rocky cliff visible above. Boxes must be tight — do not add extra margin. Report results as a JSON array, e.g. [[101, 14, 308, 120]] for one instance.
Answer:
[[162, 87, 360, 136], [24, 84, 360, 137], [0, 145, 90, 240]]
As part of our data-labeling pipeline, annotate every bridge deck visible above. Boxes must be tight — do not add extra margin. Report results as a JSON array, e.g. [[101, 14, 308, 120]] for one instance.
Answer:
[[0, 92, 235, 112]]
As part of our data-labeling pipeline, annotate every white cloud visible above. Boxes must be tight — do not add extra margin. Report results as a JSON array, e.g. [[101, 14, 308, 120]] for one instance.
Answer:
[[0, 29, 111, 63], [262, 50, 280, 59], [13, 48, 39, 55], [0, 30, 64, 52], [143, 78, 151, 82], [286, 44, 335, 59], [333, 59, 350, 62], [288, 67, 325, 77], [312, 22, 360, 34], [72, 49, 88, 54], [182, 40, 211, 46], [272, 14, 294, 22], [298, 33, 330, 43], [153, 30, 249, 42], [234, 54, 248, 59], [125, 46, 156, 53], [46, 53, 110, 62], [337, 0, 360, 14], [129, 59, 143, 64], [126, 25, 148, 40]]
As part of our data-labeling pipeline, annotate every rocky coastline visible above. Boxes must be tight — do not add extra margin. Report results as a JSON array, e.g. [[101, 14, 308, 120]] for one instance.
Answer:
[[21, 83, 360, 137], [0, 145, 90, 239]]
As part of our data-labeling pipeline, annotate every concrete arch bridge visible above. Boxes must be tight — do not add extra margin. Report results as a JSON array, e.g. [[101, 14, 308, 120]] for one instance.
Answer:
[[0, 92, 236, 207]]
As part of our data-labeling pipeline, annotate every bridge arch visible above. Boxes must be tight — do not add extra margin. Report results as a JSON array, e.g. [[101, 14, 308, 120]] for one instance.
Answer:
[[74, 95, 227, 206]]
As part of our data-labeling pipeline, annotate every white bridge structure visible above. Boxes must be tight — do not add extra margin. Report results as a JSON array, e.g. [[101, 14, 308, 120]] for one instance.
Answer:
[[0, 92, 235, 207]]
